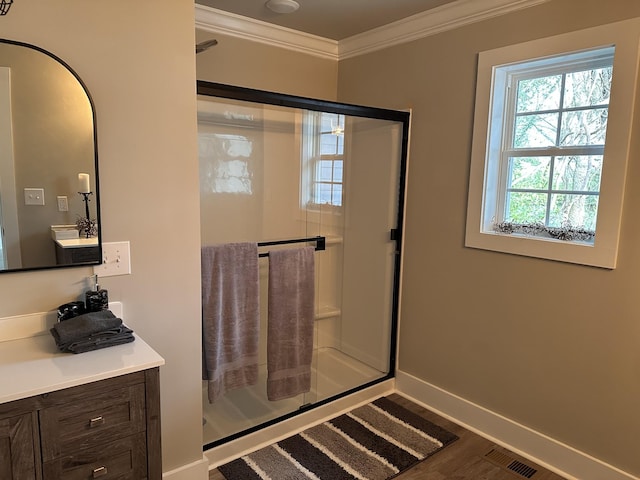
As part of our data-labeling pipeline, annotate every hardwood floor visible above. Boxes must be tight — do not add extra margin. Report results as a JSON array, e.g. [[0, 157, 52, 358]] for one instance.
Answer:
[[209, 392, 567, 479]]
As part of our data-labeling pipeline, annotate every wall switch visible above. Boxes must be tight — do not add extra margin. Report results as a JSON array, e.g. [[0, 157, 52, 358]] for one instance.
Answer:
[[24, 188, 45, 205], [93, 241, 131, 277], [57, 195, 68, 211]]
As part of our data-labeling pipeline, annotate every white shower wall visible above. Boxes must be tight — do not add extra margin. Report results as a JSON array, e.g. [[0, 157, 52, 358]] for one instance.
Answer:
[[199, 99, 346, 362]]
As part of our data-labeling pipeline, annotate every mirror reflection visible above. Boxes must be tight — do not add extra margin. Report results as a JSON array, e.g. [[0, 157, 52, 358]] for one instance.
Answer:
[[0, 39, 100, 273]]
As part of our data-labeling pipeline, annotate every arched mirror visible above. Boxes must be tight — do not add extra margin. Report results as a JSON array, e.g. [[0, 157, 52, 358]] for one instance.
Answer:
[[0, 39, 100, 273]]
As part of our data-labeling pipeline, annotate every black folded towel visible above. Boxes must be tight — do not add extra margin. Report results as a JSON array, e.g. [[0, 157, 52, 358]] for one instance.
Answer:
[[50, 310, 135, 353], [65, 326, 135, 354]]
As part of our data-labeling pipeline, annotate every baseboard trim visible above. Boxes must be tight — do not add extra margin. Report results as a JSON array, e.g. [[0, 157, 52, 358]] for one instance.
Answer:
[[162, 455, 209, 480], [205, 379, 395, 469], [396, 370, 638, 480]]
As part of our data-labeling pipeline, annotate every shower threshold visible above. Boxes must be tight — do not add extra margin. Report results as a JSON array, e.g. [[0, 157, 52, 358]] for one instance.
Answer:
[[203, 347, 385, 446]]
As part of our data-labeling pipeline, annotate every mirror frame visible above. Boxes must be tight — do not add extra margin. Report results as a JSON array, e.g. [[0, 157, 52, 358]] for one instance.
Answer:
[[0, 39, 101, 274]]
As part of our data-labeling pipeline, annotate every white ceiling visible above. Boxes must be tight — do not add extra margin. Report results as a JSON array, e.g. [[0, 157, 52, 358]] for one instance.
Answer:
[[194, 0, 459, 40]]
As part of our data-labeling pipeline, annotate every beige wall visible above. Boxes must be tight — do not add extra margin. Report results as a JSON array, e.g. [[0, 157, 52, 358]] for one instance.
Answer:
[[0, 0, 202, 473], [196, 30, 338, 101], [338, 0, 640, 475]]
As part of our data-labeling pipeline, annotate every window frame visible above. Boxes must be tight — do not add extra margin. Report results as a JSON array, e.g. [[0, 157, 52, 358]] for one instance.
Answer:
[[303, 110, 345, 209], [465, 18, 640, 268], [494, 48, 612, 235]]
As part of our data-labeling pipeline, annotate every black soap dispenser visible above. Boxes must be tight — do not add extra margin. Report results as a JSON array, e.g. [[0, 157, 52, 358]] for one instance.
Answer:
[[85, 274, 109, 312]]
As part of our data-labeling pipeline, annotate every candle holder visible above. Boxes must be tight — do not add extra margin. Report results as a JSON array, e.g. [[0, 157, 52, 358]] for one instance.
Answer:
[[78, 191, 95, 238]]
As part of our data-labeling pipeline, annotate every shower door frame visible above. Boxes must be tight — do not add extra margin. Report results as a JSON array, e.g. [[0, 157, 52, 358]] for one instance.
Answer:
[[198, 81, 410, 450]]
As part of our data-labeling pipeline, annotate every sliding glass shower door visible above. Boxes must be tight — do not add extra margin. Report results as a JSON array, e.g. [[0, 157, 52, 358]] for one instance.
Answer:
[[198, 83, 409, 448]]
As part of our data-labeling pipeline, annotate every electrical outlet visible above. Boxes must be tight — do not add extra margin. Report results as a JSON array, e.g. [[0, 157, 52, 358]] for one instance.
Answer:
[[57, 195, 68, 211], [93, 241, 131, 277]]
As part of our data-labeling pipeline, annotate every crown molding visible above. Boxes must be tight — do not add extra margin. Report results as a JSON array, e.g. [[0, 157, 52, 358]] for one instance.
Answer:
[[195, 4, 339, 61], [195, 0, 551, 61], [339, 0, 552, 59]]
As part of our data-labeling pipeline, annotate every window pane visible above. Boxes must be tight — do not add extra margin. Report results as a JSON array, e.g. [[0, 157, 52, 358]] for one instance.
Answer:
[[321, 113, 336, 132], [516, 75, 562, 112], [505, 192, 547, 224], [513, 113, 558, 148], [317, 160, 334, 181], [508, 156, 550, 189], [332, 184, 343, 206], [549, 193, 599, 230], [315, 183, 332, 205], [552, 156, 602, 192], [564, 67, 612, 108], [560, 108, 608, 146], [333, 160, 343, 183], [320, 133, 338, 154]]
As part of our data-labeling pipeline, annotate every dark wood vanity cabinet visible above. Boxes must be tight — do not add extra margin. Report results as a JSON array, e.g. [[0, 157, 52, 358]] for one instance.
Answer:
[[0, 368, 161, 480], [0, 409, 39, 480], [54, 243, 101, 265]]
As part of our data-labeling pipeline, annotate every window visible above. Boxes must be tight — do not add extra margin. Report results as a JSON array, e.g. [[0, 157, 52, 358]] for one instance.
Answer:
[[465, 18, 640, 268], [491, 48, 612, 242], [303, 111, 345, 208]]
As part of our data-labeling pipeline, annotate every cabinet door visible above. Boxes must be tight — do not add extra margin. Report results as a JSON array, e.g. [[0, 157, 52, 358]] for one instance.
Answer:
[[0, 413, 38, 480]]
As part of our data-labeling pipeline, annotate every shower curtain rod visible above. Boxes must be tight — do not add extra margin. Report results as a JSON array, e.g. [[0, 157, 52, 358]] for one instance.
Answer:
[[258, 236, 325, 257]]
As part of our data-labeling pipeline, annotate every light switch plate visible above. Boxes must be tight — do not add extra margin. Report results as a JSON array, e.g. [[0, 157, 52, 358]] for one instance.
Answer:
[[24, 188, 45, 205], [93, 241, 131, 277]]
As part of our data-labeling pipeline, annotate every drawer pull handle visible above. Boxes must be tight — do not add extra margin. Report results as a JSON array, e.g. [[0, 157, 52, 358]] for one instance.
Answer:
[[89, 416, 105, 427], [93, 466, 108, 478]]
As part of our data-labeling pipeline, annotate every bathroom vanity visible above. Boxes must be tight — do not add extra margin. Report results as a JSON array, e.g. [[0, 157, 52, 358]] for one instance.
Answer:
[[53, 237, 101, 265], [0, 330, 164, 479]]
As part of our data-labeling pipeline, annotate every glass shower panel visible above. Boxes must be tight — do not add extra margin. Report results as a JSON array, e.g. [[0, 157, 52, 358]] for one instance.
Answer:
[[199, 91, 406, 448]]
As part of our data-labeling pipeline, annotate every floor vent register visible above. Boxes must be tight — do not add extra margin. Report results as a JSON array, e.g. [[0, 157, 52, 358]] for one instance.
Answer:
[[484, 448, 539, 478]]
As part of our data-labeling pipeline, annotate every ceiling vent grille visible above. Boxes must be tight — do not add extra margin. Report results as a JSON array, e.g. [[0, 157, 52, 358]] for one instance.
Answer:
[[484, 448, 538, 479]]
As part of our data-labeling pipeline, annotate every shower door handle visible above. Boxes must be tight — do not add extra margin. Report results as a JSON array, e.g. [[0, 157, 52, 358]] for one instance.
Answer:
[[390, 229, 401, 253]]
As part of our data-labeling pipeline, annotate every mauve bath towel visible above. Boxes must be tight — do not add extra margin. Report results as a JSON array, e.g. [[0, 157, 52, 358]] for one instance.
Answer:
[[267, 246, 315, 401], [202, 243, 260, 402]]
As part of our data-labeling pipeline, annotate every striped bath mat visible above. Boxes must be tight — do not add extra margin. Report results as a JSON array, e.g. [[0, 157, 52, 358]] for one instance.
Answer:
[[218, 396, 458, 479]]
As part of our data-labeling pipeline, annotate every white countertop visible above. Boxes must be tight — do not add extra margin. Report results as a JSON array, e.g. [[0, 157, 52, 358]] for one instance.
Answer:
[[55, 237, 99, 249], [0, 332, 164, 404]]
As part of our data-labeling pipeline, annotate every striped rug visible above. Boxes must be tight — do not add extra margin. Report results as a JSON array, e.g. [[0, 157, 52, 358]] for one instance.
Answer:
[[218, 396, 458, 480]]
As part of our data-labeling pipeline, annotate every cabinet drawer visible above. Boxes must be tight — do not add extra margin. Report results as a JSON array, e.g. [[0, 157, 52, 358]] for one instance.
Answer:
[[40, 383, 145, 461], [42, 432, 147, 480]]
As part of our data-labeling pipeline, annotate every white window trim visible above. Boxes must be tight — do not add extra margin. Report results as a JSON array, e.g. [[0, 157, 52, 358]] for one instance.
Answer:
[[301, 110, 345, 210], [465, 17, 640, 269]]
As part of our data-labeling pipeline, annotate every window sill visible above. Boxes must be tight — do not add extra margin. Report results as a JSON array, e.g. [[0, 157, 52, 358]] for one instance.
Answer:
[[465, 229, 616, 269]]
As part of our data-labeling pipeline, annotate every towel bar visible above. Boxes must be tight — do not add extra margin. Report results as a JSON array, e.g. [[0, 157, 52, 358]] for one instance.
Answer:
[[258, 236, 325, 257]]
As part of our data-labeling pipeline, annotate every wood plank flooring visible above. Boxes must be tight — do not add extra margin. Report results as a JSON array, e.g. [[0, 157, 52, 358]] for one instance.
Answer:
[[209, 392, 567, 479]]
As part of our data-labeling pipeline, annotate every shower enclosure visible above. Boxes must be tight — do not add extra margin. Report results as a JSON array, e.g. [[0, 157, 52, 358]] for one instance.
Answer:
[[198, 82, 409, 449]]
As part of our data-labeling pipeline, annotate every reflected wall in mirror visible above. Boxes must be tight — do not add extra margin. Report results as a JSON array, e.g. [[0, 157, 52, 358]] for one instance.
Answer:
[[0, 39, 100, 273]]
